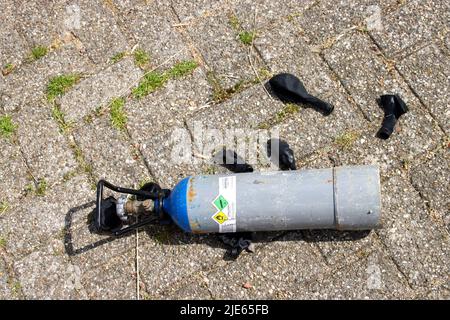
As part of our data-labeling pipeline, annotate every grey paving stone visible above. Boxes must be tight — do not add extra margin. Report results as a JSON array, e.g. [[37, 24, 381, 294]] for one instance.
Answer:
[[170, 0, 225, 22], [73, 114, 149, 187], [0, 256, 16, 300], [0, 175, 94, 259], [293, 240, 415, 299], [60, 58, 143, 122], [14, 238, 88, 299], [79, 249, 136, 300], [295, 0, 399, 47], [410, 149, 450, 229], [13, 103, 78, 186], [0, 139, 30, 203], [194, 232, 329, 299], [126, 68, 211, 188], [397, 44, 450, 134], [324, 31, 412, 121], [118, 2, 192, 66], [185, 8, 265, 89], [377, 172, 450, 291], [370, 0, 450, 59], [255, 19, 367, 159], [13, 0, 70, 48], [1, 46, 94, 112], [232, 0, 315, 30], [69, 0, 130, 65], [0, 1, 30, 68], [137, 225, 225, 297]]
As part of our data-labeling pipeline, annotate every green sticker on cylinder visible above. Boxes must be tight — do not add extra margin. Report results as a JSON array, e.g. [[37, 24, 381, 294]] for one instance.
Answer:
[[213, 194, 228, 211]]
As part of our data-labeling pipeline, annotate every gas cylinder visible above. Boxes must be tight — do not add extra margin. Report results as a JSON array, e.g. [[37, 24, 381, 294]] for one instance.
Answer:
[[158, 165, 381, 233]]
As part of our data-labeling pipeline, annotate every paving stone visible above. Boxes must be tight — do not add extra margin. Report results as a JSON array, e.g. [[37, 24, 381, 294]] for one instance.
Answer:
[[426, 283, 450, 299], [0, 175, 94, 259], [0, 1, 30, 68], [255, 19, 367, 159], [126, 68, 211, 187], [14, 238, 88, 299], [295, 0, 399, 47], [68, 0, 129, 65], [0, 256, 17, 299], [370, 0, 450, 59], [170, 0, 225, 22], [232, 0, 315, 30], [0, 139, 30, 203], [293, 240, 415, 299], [410, 149, 450, 229], [118, 3, 192, 66], [1, 46, 94, 112], [377, 172, 450, 291], [324, 31, 412, 121], [13, 102, 78, 186], [185, 9, 265, 89], [60, 58, 143, 122], [13, 0, 68, 48], [137, 224, 225, 296], [162, 272, 212, 299], [79, 250, 136, 300], [195, 232, 329, 299], [397, 44, 450, 134], [73, 114, 149, 187]]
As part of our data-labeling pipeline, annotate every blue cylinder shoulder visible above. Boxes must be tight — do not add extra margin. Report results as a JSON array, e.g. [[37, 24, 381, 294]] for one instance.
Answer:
[[162, 177, 191, 232]]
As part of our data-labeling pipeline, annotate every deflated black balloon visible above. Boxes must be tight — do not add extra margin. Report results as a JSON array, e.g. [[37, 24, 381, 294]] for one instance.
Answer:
[[268, 73, 334, 116], [267, 138, 297, 171], [376, 94, 408, 140], [213, 148, 254, 173]]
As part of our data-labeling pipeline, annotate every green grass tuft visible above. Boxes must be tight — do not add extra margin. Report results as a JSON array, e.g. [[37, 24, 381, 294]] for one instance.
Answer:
[[0, 201, 8, 215], [110, 51, 126, 63], [167, 60, 198, 78], [31, 46, 48, 60], [2, 63, 15, 76], [36, 179, 48, 196], [51, 105, 72, 133], [335, 131, 360, 150], [132, 71, 168, 99], [134, 49, 150, 68], [47, 74, 81, 101], [0, 115, 17, 139], [239, 31, 256, 45], [110, 97, 127, 131], [229, 14, 241, 30]]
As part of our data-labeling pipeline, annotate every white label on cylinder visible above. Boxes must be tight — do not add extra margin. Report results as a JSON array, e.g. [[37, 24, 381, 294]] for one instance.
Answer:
[[212, 176, 237, 233]]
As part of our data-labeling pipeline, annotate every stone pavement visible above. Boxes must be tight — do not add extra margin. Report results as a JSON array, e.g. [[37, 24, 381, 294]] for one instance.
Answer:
[[0, 0, 448, 299]]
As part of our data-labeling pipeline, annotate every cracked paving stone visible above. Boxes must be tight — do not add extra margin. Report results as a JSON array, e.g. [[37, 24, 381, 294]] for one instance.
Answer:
[[69, 0, 130, 65], [118, 2, 192, 66], [294, 0, 399, 47], [14, 238, 88, 299], [79, 249, 136, 300], [60, 57, 143, 122], [397, 44, 450, 134], [170, 0, 225, 22], [184, 232, 329, 299], [73, 114, 149, 188], [0, 46, 94, 113], [370, 0, 450, 59], [137, 224, 225, 297], [410, 148, 450, 230], [0, 175, 94, 259], [185, 8, 265, 89], [13, 103, 78, 186], [293, 239, 415, 299], [232, 0, 315, 30], [0, 139, 30, 203], [255, 19, 367, 159], [377, 172, 450, 291]]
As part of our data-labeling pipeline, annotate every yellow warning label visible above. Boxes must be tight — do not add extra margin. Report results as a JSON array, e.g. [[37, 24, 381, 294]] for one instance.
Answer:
[[212, 211, 228, 225]]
